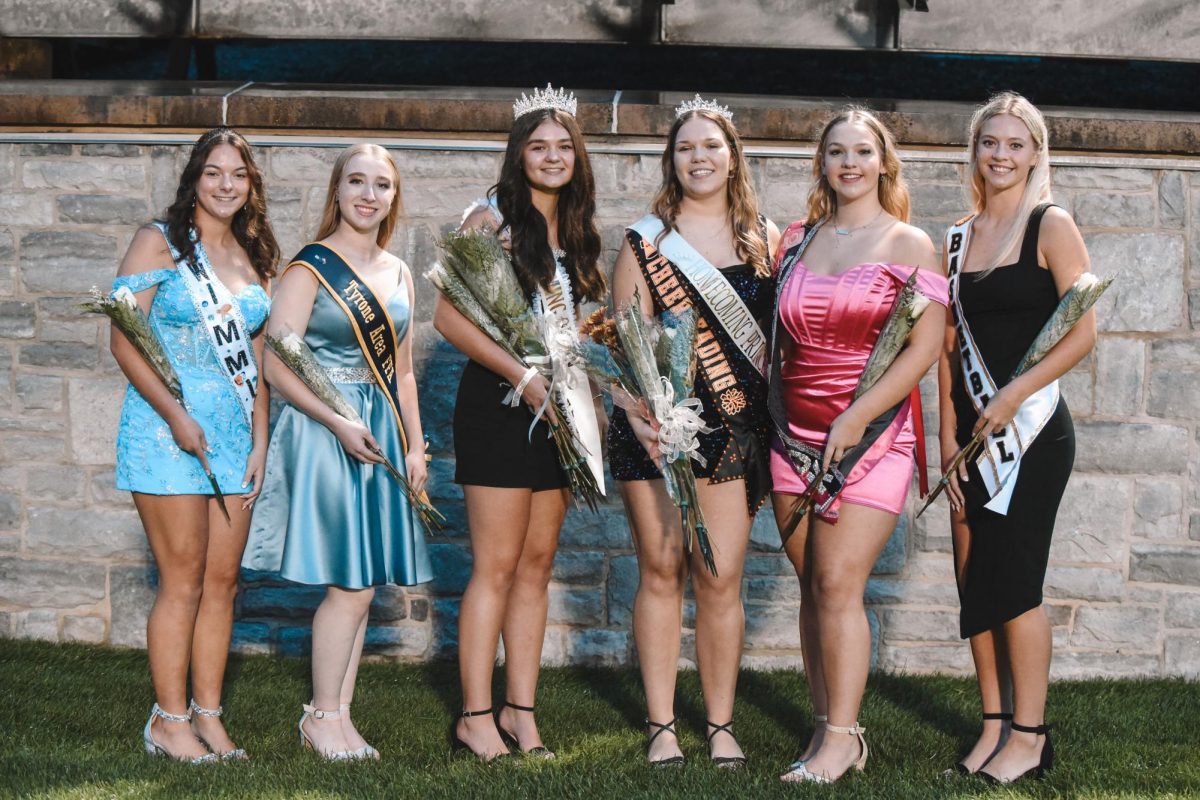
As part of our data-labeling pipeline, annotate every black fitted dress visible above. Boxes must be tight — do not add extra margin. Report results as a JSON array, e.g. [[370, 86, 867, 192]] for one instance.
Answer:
[[952, 204, 1075, 639]]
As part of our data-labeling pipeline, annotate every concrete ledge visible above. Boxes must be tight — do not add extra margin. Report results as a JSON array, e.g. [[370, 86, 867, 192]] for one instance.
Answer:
[[2, 81, 1200, 156]]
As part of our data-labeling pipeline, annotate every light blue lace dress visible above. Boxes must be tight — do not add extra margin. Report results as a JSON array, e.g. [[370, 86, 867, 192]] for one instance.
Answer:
[[113, 260, 270, 495]]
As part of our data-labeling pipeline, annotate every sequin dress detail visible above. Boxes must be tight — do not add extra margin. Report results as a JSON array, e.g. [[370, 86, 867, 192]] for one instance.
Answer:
[[607, 243, 774, 515], [113, 250, 269, 495]]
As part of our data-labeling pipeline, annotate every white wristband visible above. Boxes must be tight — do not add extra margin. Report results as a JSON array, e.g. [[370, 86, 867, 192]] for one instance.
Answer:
[[509, 366, 540, 407]]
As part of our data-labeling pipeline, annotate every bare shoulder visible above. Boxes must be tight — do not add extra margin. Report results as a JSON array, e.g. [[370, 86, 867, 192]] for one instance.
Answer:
[[459, 203, 501, 234], [1039, 205, 1088, 278], [117, 223, 174, 276], [890, 221, 938, 271], [1040, 205, 1084, 245]]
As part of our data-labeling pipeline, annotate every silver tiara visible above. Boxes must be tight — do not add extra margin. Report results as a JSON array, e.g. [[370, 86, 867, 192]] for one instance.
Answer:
[[513, 84, 577, 119], [675, 94, 733, 121]]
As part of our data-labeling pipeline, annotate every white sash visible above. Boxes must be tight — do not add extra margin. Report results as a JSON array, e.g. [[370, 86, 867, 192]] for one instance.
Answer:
[[157, 222, 259, 425], [629, 215, 768, 377], [466, 199, 605, 494], [945, 217, 1058, 515], [534, 262, 605, 495]]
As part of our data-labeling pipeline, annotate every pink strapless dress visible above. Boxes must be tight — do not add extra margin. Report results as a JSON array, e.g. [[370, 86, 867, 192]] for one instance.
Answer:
[[771, 257, 949, 520]]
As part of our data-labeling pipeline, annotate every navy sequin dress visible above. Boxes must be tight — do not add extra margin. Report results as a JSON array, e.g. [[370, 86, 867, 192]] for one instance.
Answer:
[[608, 259, 774, 513]]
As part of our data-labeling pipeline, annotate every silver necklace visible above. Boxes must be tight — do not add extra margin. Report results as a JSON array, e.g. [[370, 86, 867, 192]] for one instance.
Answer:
[[833, 208, 885, 236]]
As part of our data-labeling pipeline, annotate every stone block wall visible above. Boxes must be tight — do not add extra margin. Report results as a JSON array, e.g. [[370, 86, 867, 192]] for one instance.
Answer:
[[1, 136, 1198, 678]]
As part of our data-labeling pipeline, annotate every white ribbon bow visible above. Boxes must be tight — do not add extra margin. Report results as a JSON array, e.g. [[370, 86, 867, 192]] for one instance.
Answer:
[[650, 377, 713, 466]]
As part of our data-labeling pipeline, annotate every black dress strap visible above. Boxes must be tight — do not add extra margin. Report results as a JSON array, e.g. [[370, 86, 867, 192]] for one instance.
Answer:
[[1018, 203, 1055, 266]]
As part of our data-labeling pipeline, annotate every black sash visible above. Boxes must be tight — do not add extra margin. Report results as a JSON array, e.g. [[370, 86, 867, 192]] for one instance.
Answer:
[[628, 231, 770, 513], [287, 243, 409, 452], [769, 222, 911, 520]]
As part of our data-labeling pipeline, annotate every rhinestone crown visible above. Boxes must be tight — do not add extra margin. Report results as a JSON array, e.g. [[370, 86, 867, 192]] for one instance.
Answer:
[[513, 84, 578, 120], [674, 94, 733, 121]]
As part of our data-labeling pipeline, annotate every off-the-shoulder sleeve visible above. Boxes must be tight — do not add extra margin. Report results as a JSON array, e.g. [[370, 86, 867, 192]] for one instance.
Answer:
[[112, 268, 174, 294], [883, 264, 949, 308]]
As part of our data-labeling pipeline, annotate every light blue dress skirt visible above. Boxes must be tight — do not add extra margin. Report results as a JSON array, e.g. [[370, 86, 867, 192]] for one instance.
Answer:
[[243, 284, 432, 589], [114, 267, 270, 495]]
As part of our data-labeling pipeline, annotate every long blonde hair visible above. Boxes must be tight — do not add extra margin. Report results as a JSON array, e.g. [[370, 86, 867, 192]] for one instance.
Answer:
[[315, 143, 404, 248], [967, 91, 1052, 274], [807, 107, 910, 224], [651, 109, 770, 277]]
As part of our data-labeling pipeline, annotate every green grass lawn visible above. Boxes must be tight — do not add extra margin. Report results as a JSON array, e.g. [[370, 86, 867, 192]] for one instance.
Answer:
[[2, 638, 1198, 799]]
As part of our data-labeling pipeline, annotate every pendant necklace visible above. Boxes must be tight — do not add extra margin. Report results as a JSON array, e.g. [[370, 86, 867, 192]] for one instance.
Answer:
[[832, 208, 885, 251], [834, 208, 885, 236]]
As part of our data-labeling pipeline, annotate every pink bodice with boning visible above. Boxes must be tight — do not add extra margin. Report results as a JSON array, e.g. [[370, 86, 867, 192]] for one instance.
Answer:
[[771, 254, 948, 518]]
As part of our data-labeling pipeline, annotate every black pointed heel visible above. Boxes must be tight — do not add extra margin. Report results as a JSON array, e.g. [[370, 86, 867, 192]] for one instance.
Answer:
[[450, 707, 509, 762], [495, 700, 554, 759], [706, 719, 747, 769], [948, 711, 1012, 776], [980, 721, 1054, 785], [645, 718, 686, 766]]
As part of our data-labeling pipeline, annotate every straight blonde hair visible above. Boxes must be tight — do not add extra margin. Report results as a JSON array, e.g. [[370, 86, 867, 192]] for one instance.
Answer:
[[807, 106, 910, 224], [966, 91, 1053, 276], [315, 143, 404, 249]]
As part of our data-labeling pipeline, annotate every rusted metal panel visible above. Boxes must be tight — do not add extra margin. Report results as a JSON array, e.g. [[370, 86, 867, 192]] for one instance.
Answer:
[[199, 0, 637, 41], [663, 0, 887, 48], [0, 0, 193, 37], [899, 0, 1200, 63]]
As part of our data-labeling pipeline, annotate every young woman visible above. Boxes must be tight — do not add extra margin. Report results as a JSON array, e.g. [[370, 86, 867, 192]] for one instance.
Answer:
[[607, 97, 778, 768], [244, 143, 432, 760], [433, 86, 606, 761], [771, 108, 947, 784], [111, 127, 278, 762], [937, 92, 1096, 785]]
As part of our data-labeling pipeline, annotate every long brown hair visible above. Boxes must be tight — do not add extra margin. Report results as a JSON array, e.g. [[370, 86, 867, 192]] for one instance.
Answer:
[[807, 107, 910, 224], [966, 91, 1053, 276], [492, 108, 605, 303], [163, 127, 279, 281], [315, 143, 404, 249], [651, 109, 770, 277]]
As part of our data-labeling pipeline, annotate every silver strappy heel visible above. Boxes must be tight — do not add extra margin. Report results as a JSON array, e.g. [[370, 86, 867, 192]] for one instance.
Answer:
[[142, 703, 218, 764], [189, 699, 248, 761]]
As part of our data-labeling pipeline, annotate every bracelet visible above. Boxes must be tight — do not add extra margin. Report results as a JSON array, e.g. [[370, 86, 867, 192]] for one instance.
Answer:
[[508, 366, 539, 407]]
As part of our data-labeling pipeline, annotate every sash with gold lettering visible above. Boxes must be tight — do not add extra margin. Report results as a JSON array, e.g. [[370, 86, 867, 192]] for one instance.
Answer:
[[626, 217, 771, 513], [159, 222, 259, 424], [286, 243, 410, 451], [769, 220, 915, 520], [945, 216, 1059, 515]]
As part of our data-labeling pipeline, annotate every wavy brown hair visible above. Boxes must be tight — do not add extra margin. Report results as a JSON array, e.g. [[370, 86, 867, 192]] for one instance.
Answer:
[[163, 127, 279, 281], [651, 109, 770, 277], [492, 108, 605, 303], [807, 107, 910, 225], [315, 143, 404, 249]]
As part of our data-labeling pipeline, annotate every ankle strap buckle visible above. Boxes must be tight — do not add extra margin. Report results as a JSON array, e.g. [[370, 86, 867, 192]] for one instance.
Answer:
[[303, 703, 341, 720]]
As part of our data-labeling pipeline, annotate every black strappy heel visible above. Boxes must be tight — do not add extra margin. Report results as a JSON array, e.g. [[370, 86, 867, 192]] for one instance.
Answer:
[[645, 718, 686, 766], [949, 711, 1012, 776], [495, 701, 554, 759], [705, 720, 747, 769], [980, 721, 1054, 785], [449, 707, 509, 762]]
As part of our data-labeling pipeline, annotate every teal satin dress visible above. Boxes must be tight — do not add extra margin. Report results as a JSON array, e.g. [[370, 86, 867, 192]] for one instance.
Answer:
[[244, 283, 432, 589]]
